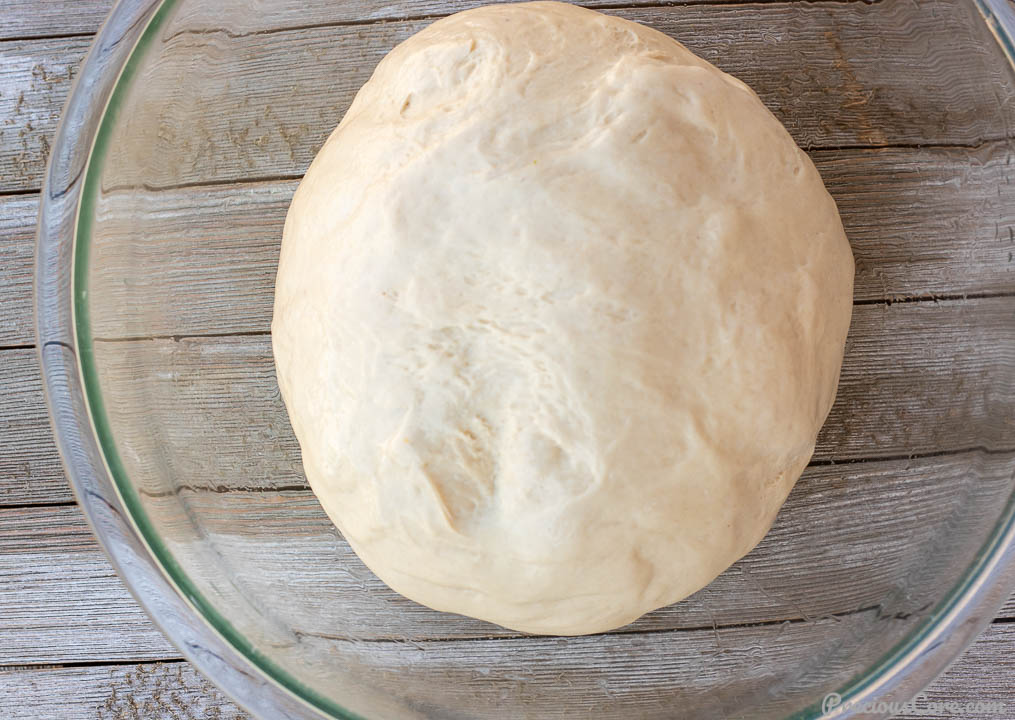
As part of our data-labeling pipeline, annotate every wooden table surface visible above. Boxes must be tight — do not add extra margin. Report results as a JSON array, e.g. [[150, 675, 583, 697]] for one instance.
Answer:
[[2, 1, 1015, 718]]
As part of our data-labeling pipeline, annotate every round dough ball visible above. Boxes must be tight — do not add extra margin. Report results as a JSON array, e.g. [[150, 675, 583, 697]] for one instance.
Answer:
[[272, 1, 854, 636]]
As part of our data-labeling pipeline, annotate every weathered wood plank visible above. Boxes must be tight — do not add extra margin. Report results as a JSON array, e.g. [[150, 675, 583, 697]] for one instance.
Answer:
[[95, 0, 1015, 191], [898, 622, 1015, 720], [89, 181, 292, 340], [0, 616, 875, 719], [253, 612, 1015, 719], [0, 662, 251, 720], [0, 37, 90, 193], [0, 194, 38, 347], [151, 451, 1015, 640], [5, 1, 1014, 193], [4, 621, 1014, 720], [0, 559, 951, 720], [0, 617, 847, 719], [6, 290, 1012, 506], [817, 142, 1015, 304], [161, 0, 869, 38], [0, 349, 68, 506], [87, 297, 1015, 506], [0, 1, 112, 41], [822, 297, 1014, 460], [2, 451, 1011, 662], [15, 27, 1015, 349], [0, 505, 177, 665], [84, 141, 1015, 341], [0, 0, 883, 44]]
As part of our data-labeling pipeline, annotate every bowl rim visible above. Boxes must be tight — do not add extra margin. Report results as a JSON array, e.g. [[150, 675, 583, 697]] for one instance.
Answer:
[[34, 0, 1015, 718]]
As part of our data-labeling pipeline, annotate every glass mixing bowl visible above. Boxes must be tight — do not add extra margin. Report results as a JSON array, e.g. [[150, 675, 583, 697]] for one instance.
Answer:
[[36, 0, 1015, 718]]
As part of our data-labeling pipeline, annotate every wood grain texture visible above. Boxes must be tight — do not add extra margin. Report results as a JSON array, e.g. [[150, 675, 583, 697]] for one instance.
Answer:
[[83, 140, 1015, 342], [0, 564, 976, 720], [3, 0, 1013, 192], [821, 296, 1015, 460], [12, 1, 1008, 192], [0, 662, 249, 720], [0, 614, 887, 720], [816, 141, 1015, 304], [97, 0, 1015, 191], [241, 612, 1013, 720], [0, 0, 112, 41], [2, 452, 1011, 663], [146, 451, 1015, 641], [0, 194, 38, 347], [6, 622, 1015, 720], [871, 622, 1015, 720], [161, 0, 869, 37], [27, 290, 1014, 504], [0, 0, 882, 44], [89, 181, 293, 340], [0, 37, 90, 192], [86, 297, 1015, 509], [0, 349, 67, 507], [0, 504, 176, 666]]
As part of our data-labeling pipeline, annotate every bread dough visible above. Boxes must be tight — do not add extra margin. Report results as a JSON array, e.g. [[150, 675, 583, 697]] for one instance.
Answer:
[[272, 1, 854, 635]]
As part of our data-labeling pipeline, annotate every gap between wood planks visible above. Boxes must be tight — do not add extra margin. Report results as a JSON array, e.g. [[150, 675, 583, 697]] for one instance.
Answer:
[[0, 31, 97, 43], [0, 0, 885, 45], [0, 442, 1010, 664], [0, 594, 1010, 671], [0, 659, 189, 672], [156, 0, 885, 43], [85, 135, 1015, 196], [0, 500, 77, 511], [113, 445, 1015, 502], [7, 289, 1014, 351], [66, 290, 1015, 347], [284, 602, 890, 646], [0, 601, 937, 671]]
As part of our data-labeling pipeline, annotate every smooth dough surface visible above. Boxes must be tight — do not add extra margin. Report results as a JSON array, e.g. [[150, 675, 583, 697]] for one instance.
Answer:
[[272, 1, 854, 636]]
